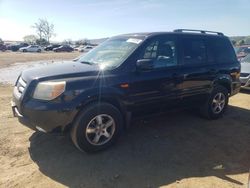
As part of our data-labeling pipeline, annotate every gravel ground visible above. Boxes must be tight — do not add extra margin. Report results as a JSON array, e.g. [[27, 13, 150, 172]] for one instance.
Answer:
[[0, 51, 79, 68], [0, 84, 249, 188]]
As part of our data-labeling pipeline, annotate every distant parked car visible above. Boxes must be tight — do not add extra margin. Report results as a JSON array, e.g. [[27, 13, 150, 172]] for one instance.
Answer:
[[0, 44, 7, 51], [19, 45, 42, 52], [236, 45, 250, 61], [53, 45, 74, 52], [74, 45, 83, 51], [78, 45, 94, 52], [44, 44, 61, 51], [9, 43, 29, 51], [240, 54, 250, 90]]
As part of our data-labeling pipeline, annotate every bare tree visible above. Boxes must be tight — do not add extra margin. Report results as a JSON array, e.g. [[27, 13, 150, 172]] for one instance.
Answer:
[[32, 18, 56, 43], [23, 35, 37, 44], [32, 19, 44, 40], [42, 19, 56, 43]]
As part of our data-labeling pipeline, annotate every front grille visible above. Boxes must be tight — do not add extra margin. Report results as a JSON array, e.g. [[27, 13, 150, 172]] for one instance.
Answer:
[[240, 73, 250, 77], [16, 77, 27, 95]]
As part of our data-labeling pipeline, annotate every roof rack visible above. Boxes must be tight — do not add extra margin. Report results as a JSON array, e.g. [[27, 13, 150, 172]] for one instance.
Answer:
[[174, 29, 224, 36]]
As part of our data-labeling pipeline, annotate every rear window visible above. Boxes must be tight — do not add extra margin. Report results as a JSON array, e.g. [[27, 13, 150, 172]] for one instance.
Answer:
[[207, 38, 237, 63]]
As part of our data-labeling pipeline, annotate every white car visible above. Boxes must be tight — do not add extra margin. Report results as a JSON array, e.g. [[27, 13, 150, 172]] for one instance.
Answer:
[[240, 54, 250, 90], [79, 46, 94, 52], [19, 45, 42, 52]]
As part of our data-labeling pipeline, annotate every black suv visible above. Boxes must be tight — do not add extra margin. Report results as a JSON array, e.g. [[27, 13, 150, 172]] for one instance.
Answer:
[[12, 29, 241, 152]]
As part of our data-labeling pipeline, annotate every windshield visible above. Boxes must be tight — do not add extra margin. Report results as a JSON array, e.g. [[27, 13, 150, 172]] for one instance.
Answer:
[[76, 37, 143, 68], [241, 54, 250, 63]]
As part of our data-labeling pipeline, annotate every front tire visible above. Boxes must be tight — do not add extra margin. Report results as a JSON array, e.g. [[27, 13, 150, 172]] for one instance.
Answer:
[[200, 85, 229, 119], [71, 103, 123, 152]]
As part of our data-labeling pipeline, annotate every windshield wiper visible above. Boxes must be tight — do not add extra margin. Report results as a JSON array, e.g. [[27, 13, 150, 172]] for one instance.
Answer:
[[79, 61, 95, 65]]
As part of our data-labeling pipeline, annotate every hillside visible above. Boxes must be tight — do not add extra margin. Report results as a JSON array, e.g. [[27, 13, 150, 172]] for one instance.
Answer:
[[230, 36, 250, 45]]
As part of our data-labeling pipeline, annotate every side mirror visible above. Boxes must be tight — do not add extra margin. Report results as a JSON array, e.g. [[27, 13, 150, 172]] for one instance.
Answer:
[[136, 59, 154, 71]]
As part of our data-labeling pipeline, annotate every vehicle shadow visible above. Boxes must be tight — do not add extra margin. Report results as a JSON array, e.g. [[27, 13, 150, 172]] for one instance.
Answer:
[[28, 105, 250, 188]]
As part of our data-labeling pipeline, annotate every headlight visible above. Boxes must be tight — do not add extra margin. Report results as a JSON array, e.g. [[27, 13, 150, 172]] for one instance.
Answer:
[[33, 81, 66, 100]]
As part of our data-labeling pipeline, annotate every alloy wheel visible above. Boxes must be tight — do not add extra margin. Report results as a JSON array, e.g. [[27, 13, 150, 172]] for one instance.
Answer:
[[211, 92, 226, 114], [85, 114, 115, 146]]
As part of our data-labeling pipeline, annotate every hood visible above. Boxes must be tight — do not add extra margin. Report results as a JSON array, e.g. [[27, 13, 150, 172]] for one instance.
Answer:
[[21, 60, 101, 82], [241, 62, 250, 73]]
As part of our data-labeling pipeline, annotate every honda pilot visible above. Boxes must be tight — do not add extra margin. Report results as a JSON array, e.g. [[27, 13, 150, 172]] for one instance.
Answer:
[[12, 29, 241, 152]]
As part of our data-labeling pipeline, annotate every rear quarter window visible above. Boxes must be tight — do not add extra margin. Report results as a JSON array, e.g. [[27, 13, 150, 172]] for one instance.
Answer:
[[207, 37, 237, 63]]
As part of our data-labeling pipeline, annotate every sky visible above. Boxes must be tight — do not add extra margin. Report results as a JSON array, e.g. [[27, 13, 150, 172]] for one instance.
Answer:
[[0, 0, 249, 41]]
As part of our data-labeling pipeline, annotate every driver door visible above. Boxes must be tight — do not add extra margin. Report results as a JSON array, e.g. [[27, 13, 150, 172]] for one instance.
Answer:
[[128, 35, 182, 113]]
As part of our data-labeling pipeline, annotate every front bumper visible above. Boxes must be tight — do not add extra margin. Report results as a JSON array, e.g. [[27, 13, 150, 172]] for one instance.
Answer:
[[11, 100, 39, 131], [11, 99, 77, 133]]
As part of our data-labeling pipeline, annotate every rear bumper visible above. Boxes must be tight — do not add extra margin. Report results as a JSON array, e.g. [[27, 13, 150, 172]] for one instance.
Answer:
[[240, 76, 250, 90], [231, 81, 241, 96]]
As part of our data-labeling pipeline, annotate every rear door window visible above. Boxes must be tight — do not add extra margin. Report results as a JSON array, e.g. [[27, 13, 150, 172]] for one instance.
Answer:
[[181, 38, 206, 65]]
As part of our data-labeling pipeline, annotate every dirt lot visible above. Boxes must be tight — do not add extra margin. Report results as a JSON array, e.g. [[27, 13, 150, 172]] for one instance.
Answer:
[[0, 86, 249, 188], [0, 51, 79, 68], [0, 53, 249, 187]]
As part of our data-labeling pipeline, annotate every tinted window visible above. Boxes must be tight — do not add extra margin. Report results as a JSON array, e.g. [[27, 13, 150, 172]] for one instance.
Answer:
[[207, 38, 236, 63], [182, 38, 206, 64], [141, 38, 177, 69]]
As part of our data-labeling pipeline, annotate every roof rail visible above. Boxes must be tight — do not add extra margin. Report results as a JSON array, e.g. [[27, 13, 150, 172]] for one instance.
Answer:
[[174, 29, 224, 36]]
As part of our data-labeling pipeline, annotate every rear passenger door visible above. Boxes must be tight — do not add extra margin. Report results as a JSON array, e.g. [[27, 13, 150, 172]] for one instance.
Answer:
[[178, 36, 214, 99]]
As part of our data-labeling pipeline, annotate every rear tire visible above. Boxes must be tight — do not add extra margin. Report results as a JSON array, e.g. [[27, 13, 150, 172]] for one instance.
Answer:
[[200, 85, 229, 119], [71, 103, 123, 152]]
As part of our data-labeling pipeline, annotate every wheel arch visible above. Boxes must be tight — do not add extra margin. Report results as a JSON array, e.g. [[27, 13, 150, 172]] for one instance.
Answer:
[[213, 76, 232, 95], [65, 94, 129, 132]]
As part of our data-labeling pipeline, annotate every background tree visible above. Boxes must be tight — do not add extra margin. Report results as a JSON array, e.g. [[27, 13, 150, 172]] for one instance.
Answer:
[[0, 38, 3, 45], [32, 18, 56, 44], [23, 35, 37, 44], [237, 40, 245, 46], [42, 19, 55, 43], [245, 37, 250, 45], [82, 38, 90, 45], [75, 38, 90, 45], [36, 38, 49, 46], [63, 39, 73, 45], [231, 40, 236, 46]]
